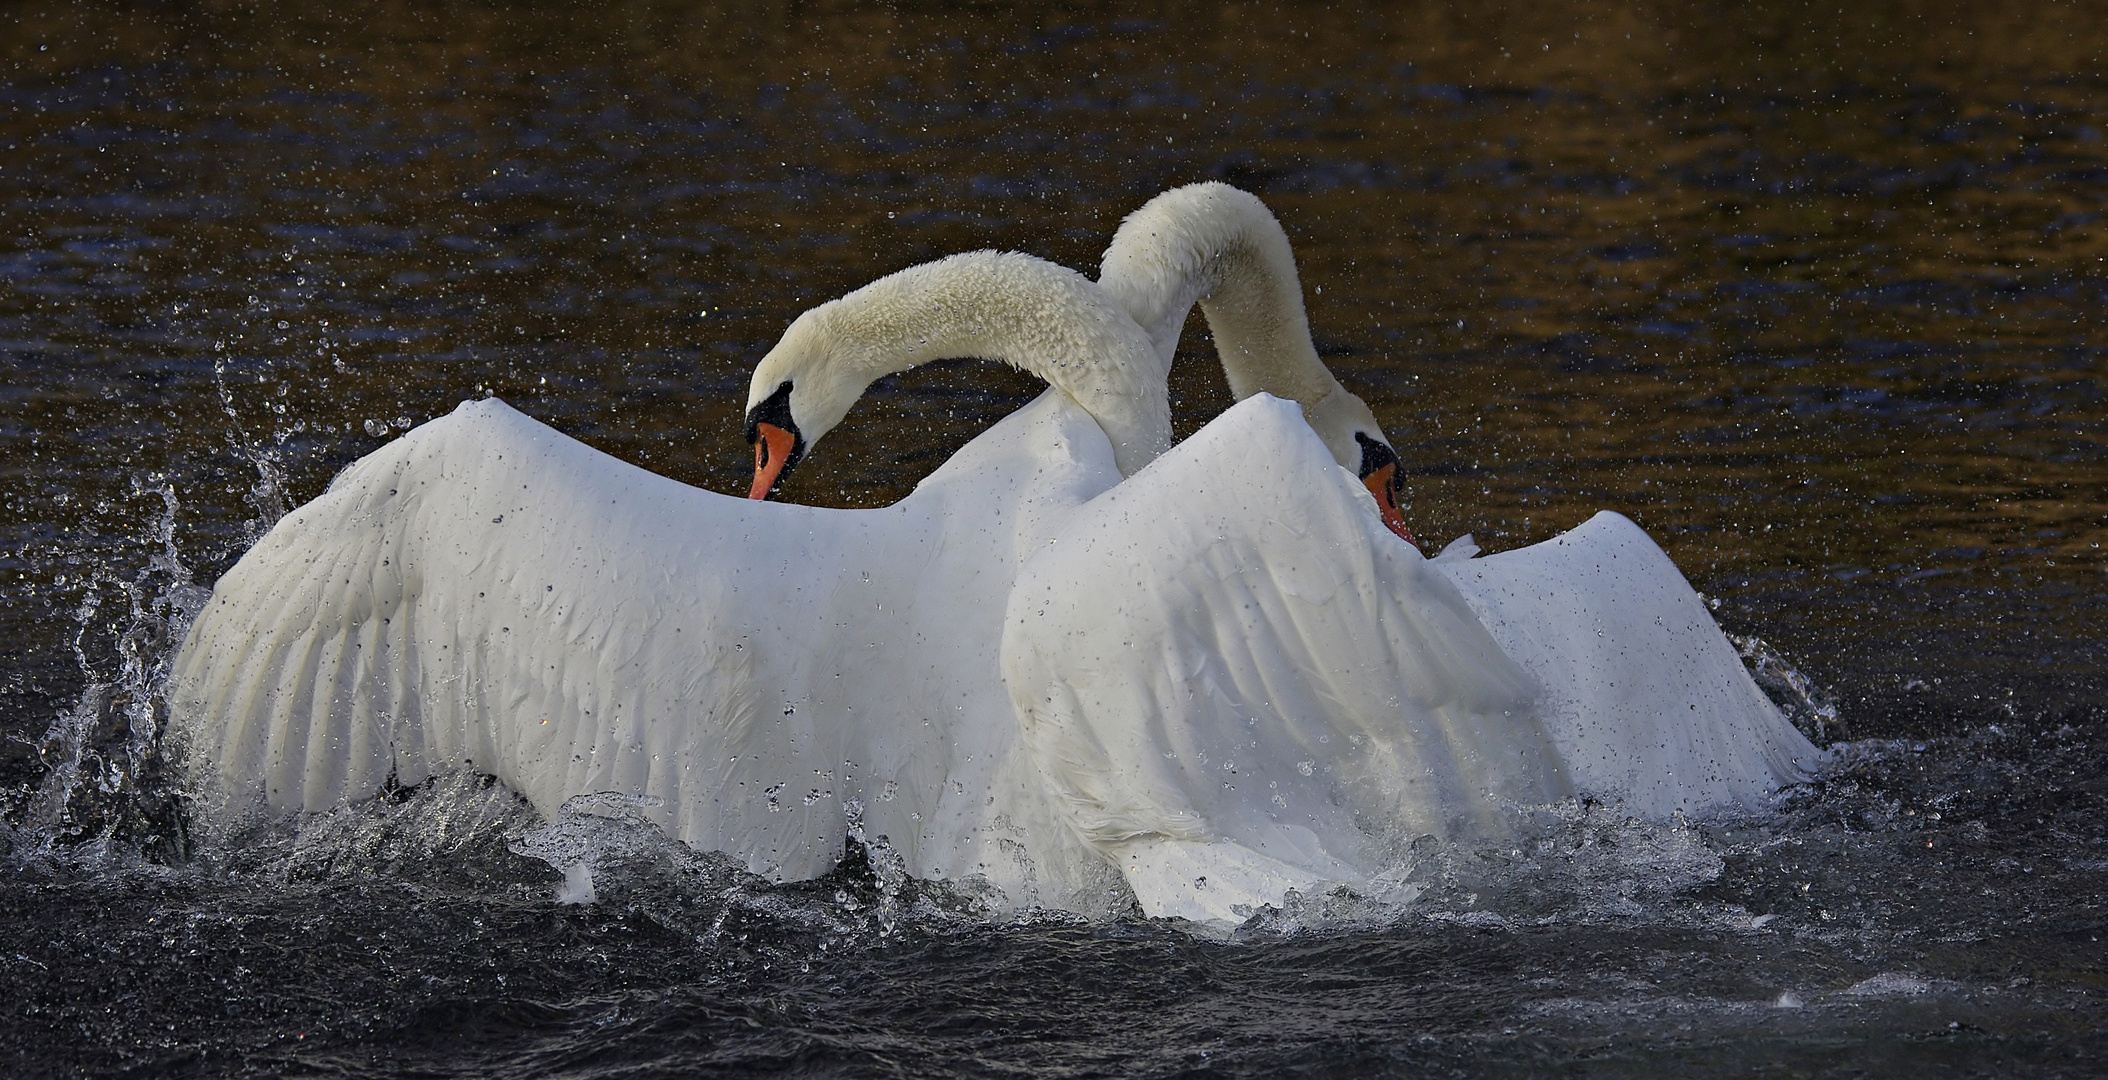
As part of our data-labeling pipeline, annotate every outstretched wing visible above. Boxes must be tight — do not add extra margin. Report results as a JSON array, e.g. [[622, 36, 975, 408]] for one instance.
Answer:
[[169, 391, 1138, 898], [169, 398, 834, 868], [1434, 511, 1824, 815]]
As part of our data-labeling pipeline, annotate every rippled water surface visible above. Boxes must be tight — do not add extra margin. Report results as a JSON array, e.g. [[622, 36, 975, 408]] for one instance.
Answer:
[[3, 2, 2105, 1076]]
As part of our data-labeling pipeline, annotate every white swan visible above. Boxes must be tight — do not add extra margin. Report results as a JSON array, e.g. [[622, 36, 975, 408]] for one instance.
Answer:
[[990, 185, 1823, 922], [172, 252, 1154, 911]]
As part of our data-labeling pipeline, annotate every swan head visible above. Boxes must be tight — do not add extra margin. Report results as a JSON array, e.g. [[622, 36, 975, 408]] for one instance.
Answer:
[[742, 305, 871, 499], [744, 250, 1173, 496], [1306, 385, 1416, 545], [743, 378, 806, 500]]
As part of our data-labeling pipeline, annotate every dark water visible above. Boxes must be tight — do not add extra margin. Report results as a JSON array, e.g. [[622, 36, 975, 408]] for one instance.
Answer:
[[3, 2, 2105, 1075]]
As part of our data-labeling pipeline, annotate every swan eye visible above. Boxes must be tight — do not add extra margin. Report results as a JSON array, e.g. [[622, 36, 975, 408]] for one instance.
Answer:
[[745, 382, 806, 500], [744, 380, 797, 446], [1353, 432, 1415, 545], [1352, 431, 1400, 484]]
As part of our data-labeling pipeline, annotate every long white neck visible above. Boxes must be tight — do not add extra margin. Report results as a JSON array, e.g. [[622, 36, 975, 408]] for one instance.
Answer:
[[798, 251, 1171, 476], [1097, 182, 1345, 410]]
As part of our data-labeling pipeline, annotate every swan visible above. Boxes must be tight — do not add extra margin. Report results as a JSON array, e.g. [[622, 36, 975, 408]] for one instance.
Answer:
[[171, 251, 1159, 911], [983, 186, 1823, 921]]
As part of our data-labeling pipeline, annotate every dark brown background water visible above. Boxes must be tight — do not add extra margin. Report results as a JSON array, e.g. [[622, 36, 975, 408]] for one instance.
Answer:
[[2, 2, 2104, 1076]]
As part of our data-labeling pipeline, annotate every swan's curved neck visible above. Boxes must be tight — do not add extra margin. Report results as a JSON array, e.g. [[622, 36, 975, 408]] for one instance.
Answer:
[[1097, 183, 1343, 409], [800, 252, 1171, 476]]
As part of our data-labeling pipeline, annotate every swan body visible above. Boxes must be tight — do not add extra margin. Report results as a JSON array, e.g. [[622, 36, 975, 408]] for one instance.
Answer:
[[1002, 395, 1569, 922]]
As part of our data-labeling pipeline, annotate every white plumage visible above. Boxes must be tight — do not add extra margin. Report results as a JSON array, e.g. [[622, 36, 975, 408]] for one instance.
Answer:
[[1002, 395, 1570, 921], [170, 390, 1128, 898]]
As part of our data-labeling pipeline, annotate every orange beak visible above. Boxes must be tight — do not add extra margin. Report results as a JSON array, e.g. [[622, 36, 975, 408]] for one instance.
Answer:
[[749, 421, 797, 500], [1363, 463, 1417, 546]]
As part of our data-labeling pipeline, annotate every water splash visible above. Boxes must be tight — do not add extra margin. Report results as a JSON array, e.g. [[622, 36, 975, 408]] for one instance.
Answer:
[[508, 791, 670, 905], [211, 349, 291, 542], [9, 344, 316, 864], [843, 797, 911, 937], [1731, 633, 1842, 743], [1234, 798, 1737, 940], [150, 769, 543, 893], [14, 476, 209, 863]]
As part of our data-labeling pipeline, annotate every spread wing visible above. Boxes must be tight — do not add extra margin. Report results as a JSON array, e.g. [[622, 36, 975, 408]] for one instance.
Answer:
[[170, 391, 1135, 899], [1434, 511, 1824, 815], [170, 398, 839, 872]]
